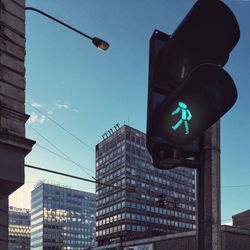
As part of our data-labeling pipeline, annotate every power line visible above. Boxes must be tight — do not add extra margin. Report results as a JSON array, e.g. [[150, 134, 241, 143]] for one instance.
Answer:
[[28, 125, 95, 179], [222, 185, 250, 188], [36, 143, 77, 163], [35, 143, 95, 175], [24, 164, 125, 191], [24, 164, 196, 207], [27, 101, 94, 152], [28, 136, 250, 192], [25, 164, 96, 184]]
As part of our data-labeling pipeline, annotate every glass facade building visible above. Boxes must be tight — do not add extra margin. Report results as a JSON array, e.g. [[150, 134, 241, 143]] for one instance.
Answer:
[[96, 125, 196, 246], [8, 206, 31, 249], [31, 183, 96, 249]]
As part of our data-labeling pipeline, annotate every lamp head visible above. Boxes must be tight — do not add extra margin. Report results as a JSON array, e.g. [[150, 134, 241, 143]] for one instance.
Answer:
[[92, 37, 109, 51]]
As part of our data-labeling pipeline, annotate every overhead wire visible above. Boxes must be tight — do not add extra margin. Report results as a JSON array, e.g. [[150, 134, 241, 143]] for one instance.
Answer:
[[28, 125, 95, 179], [27, 101, 94, 152], [34, 142, 95, 175], [25, 164, 125, 191], [26, 102, 250, 212], [28, 126, 250, 192], [222, 184, 250, 188]]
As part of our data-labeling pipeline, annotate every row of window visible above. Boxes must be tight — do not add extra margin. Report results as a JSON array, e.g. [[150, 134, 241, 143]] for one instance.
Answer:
[[97, 167, 126, 184], [126, 177, 195, 195], [97, 211, 194, 228], [44, 208, 95, 219], [97, 191, 125, 206], [97, 201, 125, 216], [97, 149, 194, 189], [96, 155, 126, 177], [43, 196, 95, 208], [97, 164, 194, 193], [126, 200, 195, 213], [97, 179, 193, 201], [97, 144, 125, 167], [97, 132, 126, 157], [97, 177, 125, 197], [97, 197, 195, 217], [96, 224, 126, 236], [126, 165, 195, 186], [125, 132, 146, 147], [97, 129, 147, 156], [96, 221, 195, 237], [43, 232, 94, 239], [43, 238, 95, 246]]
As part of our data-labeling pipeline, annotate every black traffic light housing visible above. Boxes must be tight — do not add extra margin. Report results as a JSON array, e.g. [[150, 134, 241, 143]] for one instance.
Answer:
[[147, 0, 240, 169]]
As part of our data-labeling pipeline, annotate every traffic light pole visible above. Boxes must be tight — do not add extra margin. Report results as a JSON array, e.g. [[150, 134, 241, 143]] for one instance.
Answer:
[[196, 121, 221, 250]]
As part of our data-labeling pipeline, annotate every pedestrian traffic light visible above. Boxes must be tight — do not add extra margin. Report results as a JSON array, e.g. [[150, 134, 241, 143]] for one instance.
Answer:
[[153, 64, 237, 146], [147, 0, 240, 160]]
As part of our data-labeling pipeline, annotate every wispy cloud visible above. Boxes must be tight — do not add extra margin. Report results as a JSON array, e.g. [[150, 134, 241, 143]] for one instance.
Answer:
[[47, 109, 54, 115], [53, 101, 80, 113], [28, 112, 47, 124], [31, 101, 44, 108], [28, 99, 80, 124], [54, 100, 70, 110]]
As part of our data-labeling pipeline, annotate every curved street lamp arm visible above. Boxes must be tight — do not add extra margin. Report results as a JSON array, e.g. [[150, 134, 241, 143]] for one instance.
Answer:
[[25, 7, 109, 51], [25, 7, 93, 40]]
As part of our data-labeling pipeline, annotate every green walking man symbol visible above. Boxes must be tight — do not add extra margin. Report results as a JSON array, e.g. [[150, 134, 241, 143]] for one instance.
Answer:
[[171, 102, 192, 135]]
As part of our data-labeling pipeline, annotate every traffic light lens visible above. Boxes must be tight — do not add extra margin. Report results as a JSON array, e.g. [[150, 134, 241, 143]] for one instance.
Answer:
[[154, 64, 237, 147], [171, 102, 192, 135]]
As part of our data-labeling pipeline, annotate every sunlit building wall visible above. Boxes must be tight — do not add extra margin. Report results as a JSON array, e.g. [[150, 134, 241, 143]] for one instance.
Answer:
[[8, 206, 31, 249], [96, 125, 196, 246], [31, 183, 96, 249]]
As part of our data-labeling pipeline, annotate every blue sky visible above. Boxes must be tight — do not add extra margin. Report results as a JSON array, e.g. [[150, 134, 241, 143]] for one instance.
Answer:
[[9, 0, 250, 225]]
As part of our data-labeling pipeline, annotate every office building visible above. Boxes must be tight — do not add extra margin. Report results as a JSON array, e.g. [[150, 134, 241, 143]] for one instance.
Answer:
[[96, 125, 196, 246], [31, 182, 96, 249], [8, 206, 30, 249]]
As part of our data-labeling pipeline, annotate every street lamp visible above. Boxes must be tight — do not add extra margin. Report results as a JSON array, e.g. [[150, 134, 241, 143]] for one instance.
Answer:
[[25, 7, 110, 51]]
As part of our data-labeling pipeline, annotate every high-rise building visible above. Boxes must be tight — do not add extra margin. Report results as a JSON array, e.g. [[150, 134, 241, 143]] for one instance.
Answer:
[[31, 182, 96, 249], [96, 125, 196, 246], [8, 206, 31, 249]]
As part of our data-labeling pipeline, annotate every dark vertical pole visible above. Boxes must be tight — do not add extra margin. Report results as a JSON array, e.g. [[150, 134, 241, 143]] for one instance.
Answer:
[[197, 121, 221, 250]]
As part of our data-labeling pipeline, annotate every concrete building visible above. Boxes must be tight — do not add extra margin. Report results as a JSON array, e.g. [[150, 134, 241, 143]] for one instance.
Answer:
[[233, 210, 250, 230], [0, 0, 35, 247], [93, 226, 250, 250], [30, 182, 96, 249], [96, 125, 196, 246], [8, 206, 30, 249]]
